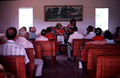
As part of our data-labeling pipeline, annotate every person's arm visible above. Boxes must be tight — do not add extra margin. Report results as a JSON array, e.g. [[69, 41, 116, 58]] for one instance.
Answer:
[[67, 24, 69, 28]]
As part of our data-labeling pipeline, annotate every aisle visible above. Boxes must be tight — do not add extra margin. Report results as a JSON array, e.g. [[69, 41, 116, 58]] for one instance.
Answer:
[[40, 53, 89, 78]]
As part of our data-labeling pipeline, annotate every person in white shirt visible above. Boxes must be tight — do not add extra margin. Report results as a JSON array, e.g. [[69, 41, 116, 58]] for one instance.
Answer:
[[35, 29, 48, 41], [67, 27, 85, 61], [15, 28, 43, 77], [85, 25, 96, 39], [0, 27, 29, 64]]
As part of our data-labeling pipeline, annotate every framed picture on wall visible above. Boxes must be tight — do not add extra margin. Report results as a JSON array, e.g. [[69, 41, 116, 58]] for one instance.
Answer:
[[44, 5, 83, 21]]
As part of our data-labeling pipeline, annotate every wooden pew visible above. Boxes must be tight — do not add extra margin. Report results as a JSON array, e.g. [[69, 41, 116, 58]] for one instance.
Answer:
[[73, 39, 92, 69], [87, 49, 120, 74], [0, 69, 5, 78], [49, 39, 67, 53], [25, 48, 34, 78], [0, 56, 26, 78], [32, 41, 56, 68], [96, 56, 120, 78], [33, 44, 42, 58], [84, 44, 120, 67], [85, 44, 120, 58], [49, 39, 59, 53]]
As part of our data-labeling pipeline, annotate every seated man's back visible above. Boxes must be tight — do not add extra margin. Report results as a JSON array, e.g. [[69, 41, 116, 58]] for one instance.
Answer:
[[0, 27, 29, 64]]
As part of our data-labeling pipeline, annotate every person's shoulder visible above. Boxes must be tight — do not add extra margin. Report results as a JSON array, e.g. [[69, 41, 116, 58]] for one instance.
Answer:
[[78, 32, 84, 36], [92, 36, 96, 40], [26, 39, 33, 46], [14, 43, 25, 49]]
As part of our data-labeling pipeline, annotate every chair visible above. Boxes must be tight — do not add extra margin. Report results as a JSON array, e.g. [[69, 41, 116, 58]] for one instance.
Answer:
[[0, 55, 26, 78], [32, 41, 56, 68], [25, 48, 34, 78]]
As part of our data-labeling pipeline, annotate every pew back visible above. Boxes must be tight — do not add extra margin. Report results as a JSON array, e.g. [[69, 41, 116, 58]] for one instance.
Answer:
[[25, 48, 34, 78], [96, 56, 120, 78], [72, 39, 92, 69], [73, 39, 92, 56], [32, 41, 56, 68], [87, 49, 120, 72], [33, 44, 42, 58], [0, 55, 26, 78], [85, 44, 120, 57], [49, 39, 59, 52], [32, 41, 55, 56], [0, 69, 5, 78]]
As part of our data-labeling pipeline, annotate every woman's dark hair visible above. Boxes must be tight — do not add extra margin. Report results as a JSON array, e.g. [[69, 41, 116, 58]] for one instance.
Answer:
[[41, 29, 47, 36], [73, 27, 78, 31], [104, 30, 113, 40], [87, 25, 93, 32], [46, 27, 51, 32], [95, 28, 102, 36], [6, 27, 17, 39], [70, 18, 76, 27], [114, 26, 120, 37]]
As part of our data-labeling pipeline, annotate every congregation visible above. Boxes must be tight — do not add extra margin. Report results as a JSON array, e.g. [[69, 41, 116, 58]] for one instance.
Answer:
[[0, 18, 120, 78]]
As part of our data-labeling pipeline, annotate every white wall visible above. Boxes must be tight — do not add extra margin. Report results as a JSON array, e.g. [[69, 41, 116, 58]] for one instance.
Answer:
[[0, 0, 120, 34]]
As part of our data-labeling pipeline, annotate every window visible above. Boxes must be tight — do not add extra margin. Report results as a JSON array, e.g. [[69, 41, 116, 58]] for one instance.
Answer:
[[95, 8, 109, 31], [19, 8, 33, 31]]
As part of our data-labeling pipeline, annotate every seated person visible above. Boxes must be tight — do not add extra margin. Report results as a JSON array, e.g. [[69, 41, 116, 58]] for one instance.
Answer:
[[67, 27, 84, 61], [81, 28, 105, 63], [85, 25, 96, 39], [104, 30, 115, 44], [92, 28, 104, 40], [113, 26, 120, 38], [113, 27, 120, 43], [0, 27, 29, 77], [0, 27, 29, 64], [56, 23, 65, 44], [29, 27, 38, 39], [22, 26, 27, 31], [15, 28, 43, 77], [35, 29, 48, 41], [45, 27, 56, 39], [50, 26, 57, 37]]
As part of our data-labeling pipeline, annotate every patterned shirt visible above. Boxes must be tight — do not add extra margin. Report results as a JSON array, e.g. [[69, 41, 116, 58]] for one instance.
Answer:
[[15, 37, 35, 54], [0, 40, 29, 64]]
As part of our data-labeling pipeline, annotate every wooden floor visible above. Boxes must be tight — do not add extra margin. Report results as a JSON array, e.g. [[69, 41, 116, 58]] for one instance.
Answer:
[[40, 53, 89, 78]]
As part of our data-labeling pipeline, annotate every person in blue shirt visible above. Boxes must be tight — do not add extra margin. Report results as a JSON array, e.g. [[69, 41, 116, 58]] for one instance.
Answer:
[[29, 27, 38, 40]]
